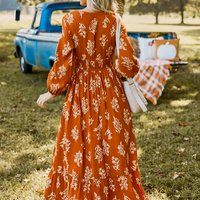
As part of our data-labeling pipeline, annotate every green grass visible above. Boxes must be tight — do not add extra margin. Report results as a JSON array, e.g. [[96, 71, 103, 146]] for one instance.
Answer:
[[0, 14, 200, 200]]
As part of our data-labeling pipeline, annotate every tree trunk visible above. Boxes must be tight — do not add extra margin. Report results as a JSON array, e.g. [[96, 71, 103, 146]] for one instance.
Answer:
[[154, 3, 159, 24], [180, 0, 184, 24], [155, 12, 159, 24]]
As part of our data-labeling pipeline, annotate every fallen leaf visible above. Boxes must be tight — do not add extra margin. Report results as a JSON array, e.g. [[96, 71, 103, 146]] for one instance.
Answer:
[[0, 169, 2, 171], [139, 122, 143, 126], [20, 185, 25, 190], [23, 179, 30, 182], [184, 137, 190, 141], [148, 112, 156, 115], [1, 82, 7, 85], [157, 117, 161, 122], [181, 161, 188, 165], [29, 129, 36, 132], [158, 172, 167, 176], [174, 195, 180, 198], [179, 123, 186, 127], [0, 151, 4, 156], [154, 189, 159, 194], [37, 189, 44, 194], [15, 174, 21, 178], [173, 172, 184, 179], [32, 184, 39, 191], [13, 105, 17, 108], [179, 148, 185, 152], [192, 154, 196, 159], [145, 184, 153, 189], [172, 132, 180, 136]]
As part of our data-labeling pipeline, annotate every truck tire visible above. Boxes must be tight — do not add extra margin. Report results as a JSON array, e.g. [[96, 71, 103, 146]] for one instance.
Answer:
[[19, 50, 32, 73]]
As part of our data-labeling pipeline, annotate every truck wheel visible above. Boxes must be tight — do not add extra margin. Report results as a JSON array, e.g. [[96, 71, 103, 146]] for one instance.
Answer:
[[19, 50, 32, 73]]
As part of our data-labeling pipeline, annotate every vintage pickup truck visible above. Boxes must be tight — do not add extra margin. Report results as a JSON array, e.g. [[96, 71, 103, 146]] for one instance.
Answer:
[[14, 1, 181, 73]]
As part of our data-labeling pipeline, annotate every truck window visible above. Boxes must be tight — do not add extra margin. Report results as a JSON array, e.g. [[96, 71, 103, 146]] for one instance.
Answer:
[[33, 10, 42, 29], [50, 9, 76, 26]]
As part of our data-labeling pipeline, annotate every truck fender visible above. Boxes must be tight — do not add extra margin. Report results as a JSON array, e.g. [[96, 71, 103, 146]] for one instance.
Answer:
[[14, 37, 26, 60]]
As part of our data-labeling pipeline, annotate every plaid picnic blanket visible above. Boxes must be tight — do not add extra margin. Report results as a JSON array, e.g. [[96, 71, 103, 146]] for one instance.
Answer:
[[134, 60, 172, 105]]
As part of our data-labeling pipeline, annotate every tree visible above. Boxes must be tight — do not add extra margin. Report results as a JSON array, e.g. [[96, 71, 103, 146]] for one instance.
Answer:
[[178, 0, 189, 23], [16, 0, 46, 6], [129, 0, 175, 24], [129, 0, 191, 24]]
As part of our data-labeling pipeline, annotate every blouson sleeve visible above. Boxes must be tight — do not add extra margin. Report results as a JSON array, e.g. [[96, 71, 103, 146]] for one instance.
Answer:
[[115, 21, 139, 78], [47, 16, 76, 96]]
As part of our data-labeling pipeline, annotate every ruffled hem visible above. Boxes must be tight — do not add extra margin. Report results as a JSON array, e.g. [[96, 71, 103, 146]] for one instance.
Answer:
[[44, 169, 149, 200]]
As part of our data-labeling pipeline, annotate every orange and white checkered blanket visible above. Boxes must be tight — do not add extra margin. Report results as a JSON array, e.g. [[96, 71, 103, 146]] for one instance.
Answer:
[[134, 60, 172, 105]]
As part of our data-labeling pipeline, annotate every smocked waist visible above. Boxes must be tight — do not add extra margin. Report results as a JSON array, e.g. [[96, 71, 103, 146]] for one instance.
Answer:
[[76, 58, 114, 70]]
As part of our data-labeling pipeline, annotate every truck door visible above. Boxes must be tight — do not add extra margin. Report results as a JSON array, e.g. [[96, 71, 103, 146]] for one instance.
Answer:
[[24, 10, 41, 67]]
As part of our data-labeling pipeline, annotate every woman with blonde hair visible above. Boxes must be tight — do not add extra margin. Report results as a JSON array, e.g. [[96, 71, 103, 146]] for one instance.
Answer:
[[37, 0, 148, 199]]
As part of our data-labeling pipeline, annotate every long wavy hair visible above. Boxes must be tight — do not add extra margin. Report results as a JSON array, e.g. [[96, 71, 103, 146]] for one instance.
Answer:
[[87, 0, 117, 13]]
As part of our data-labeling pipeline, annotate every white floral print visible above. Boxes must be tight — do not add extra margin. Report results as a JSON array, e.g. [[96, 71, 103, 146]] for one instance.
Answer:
[[113, 117, 122, 133], [94, 145, 103, 163], [129, 141, 136, 154], [111, 97, 119, 112], [118, 141, 125, 157], [57, 65, 67, 79], [121, 57, 134, 70], [82, 166, 93, 193], [89, 18, 98, 34], [74, 151, 82, 167], [71, 126, 79, 141], [81, 97, 89, 114], [72, 102, 81, 118], [78, 22, 86, 38], [112, 156, 120, 171], [66, 13, 74, 25], [72, 34, 79, 48], [102, 16, 110, 28], [62, 42, 71, 56], [99, 35, 108, 48], [86, 40, 96, 56]]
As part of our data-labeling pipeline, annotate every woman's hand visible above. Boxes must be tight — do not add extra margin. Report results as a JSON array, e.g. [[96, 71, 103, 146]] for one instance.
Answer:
[[37, 92, 55, 108]]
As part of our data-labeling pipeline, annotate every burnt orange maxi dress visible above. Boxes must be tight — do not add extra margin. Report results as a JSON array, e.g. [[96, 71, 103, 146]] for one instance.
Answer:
[[44, 10, 149, 200]]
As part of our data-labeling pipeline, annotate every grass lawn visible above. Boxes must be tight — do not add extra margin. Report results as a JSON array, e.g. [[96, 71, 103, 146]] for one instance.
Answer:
[[0, 13, 200, 200]]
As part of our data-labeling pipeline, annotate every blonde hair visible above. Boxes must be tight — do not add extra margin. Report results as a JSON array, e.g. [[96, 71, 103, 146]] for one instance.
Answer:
[[87, 0, 117, 13]]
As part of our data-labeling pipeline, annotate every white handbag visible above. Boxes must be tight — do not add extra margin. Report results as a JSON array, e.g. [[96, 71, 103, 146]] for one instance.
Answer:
[[115, 14, 148, 113]]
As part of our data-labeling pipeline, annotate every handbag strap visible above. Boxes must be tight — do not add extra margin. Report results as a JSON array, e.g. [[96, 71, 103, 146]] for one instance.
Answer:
[[127, 78, 148, 112], [115, 13, 121, 57]]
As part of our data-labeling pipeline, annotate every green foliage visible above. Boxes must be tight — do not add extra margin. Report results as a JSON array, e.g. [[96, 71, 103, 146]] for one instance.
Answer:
[[129, 0, 192, 24], [16, 0, 46, 6]]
